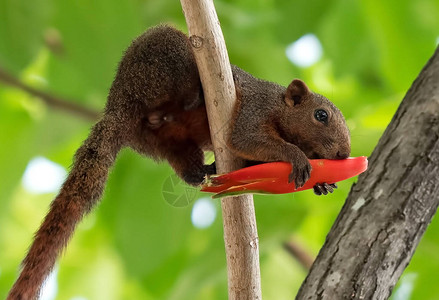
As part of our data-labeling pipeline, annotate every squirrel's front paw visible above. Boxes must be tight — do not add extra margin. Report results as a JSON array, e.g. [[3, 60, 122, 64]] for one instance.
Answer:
[[204, 162, 216, 175], [313, 183, 337, 196], [288, 155, 311, 188], [181, 163, 217, 186], [182, 172, 205, 186]]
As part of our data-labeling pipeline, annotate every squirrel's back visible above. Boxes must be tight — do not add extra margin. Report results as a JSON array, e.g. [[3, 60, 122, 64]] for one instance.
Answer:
[[107, 25, 202, 113]]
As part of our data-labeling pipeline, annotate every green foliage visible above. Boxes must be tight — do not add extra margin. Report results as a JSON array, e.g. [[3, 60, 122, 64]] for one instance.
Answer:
[[0, 0, 438, 299]]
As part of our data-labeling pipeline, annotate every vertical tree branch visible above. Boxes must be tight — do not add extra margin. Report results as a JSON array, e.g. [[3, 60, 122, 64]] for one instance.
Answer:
[[297, 47, 439, 299], [180, 1, 262, 299]]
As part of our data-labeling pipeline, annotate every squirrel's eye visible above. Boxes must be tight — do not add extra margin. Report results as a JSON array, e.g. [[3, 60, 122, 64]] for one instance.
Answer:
[[314, 109, 328, 124]]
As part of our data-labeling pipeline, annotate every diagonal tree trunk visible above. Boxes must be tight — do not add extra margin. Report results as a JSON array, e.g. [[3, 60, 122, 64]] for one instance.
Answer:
[[297, 47, 439, 300]]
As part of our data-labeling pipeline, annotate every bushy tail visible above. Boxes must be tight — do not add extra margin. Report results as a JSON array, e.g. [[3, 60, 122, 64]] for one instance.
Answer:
[[7, 116, 123, 300]]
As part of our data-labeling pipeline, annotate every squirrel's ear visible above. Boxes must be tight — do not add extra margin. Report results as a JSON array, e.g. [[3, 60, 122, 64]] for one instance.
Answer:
[[285, 79, 311, 107]]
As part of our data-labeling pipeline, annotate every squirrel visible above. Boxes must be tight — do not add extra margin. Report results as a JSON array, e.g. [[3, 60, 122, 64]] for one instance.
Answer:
[[7, 25, 350, 299]]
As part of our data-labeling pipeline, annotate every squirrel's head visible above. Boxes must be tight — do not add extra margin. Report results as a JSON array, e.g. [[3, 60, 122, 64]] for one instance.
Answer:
[[280, 79, 351, 160]]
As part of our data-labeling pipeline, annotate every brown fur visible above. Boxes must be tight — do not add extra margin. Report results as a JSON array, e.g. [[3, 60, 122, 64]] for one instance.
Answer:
[[7, 25, 350, 299]]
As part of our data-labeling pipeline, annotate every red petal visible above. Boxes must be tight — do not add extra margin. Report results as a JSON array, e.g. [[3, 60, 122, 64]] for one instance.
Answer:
[[201, 157, 368, 196]]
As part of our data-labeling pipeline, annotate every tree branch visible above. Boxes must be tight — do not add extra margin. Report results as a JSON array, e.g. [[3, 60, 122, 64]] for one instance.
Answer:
[[297, 47, 439, 299], [0, 66, 100, 121], [283, 240, 314, 271], [179, 1, 262, 299]]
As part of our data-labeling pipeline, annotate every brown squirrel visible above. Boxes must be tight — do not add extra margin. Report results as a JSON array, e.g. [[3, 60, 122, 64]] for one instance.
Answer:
[[7, 25, 350, 299]]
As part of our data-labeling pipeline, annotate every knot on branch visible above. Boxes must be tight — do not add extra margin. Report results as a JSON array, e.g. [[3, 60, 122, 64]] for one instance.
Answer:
[[189, 35, 204, 48]]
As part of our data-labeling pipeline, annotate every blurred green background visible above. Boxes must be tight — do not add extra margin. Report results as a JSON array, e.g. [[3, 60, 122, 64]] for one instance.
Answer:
[[0, 0, 438, 299]]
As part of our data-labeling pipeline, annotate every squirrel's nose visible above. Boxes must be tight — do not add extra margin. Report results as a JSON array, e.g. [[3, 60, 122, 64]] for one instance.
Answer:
[[336, 151, 349, 159]]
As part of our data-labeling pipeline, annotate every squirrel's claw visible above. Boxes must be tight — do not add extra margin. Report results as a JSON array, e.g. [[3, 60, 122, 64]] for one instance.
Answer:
[[289, 159, 312, 188], [313, 182, 337, 196]]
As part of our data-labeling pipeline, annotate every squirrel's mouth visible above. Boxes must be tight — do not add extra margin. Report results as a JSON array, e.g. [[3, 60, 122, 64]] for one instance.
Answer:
[[296, 142, 320, 159]]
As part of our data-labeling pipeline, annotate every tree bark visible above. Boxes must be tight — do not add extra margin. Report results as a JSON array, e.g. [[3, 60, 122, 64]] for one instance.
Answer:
[[297, 47, 439, 299], [180, 1, 262, 299]]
